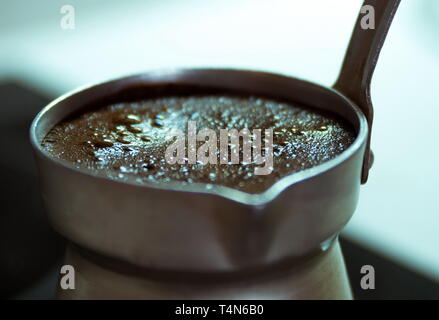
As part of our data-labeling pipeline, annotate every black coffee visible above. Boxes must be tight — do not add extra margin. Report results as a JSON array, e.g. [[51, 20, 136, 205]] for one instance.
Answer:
[[42, 95, 355, 193]]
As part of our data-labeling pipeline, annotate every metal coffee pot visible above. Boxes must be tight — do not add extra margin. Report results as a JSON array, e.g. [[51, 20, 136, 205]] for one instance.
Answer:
[[30, 0, 400, 299]]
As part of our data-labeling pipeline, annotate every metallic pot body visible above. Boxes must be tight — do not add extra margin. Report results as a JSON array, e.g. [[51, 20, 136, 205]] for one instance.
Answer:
[[30, 69, 368, 299]]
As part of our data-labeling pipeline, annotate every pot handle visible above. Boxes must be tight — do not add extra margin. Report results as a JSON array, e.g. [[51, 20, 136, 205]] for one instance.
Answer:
[[333, 0, 401, 183]]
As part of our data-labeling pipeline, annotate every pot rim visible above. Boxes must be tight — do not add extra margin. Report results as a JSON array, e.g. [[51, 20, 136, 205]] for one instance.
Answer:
[[30, 67, 368, 206]]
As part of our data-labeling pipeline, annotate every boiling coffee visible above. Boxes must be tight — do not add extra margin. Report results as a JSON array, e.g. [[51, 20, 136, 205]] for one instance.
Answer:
[[42, 95, 355, 193]]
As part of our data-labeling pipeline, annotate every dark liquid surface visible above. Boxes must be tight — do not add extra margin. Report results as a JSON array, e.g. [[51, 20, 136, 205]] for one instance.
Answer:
[[42, 95, 355, 193]]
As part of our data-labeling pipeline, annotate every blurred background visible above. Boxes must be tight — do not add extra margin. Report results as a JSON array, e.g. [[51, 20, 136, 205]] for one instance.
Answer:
[[1, 0, 438, 299]]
